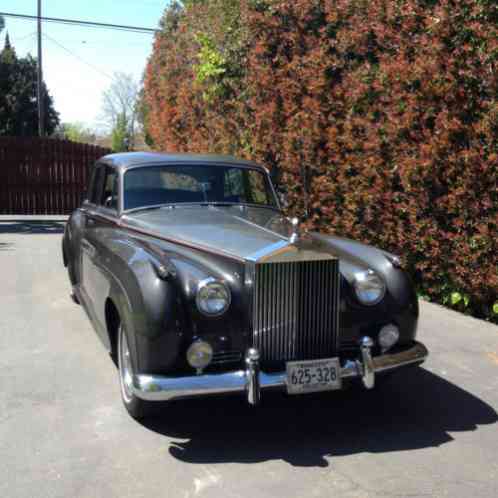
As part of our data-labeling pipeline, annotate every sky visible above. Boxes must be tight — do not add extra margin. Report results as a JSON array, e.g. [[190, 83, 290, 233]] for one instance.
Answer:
[[1, 0, 169, 130]]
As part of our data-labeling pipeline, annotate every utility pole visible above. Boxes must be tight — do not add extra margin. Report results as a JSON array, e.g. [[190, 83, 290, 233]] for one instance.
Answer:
[[37, 0, 44, 137]]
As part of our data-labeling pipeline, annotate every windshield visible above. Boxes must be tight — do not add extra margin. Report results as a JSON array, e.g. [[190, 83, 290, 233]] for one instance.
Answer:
[[123, 164, 278, 211]]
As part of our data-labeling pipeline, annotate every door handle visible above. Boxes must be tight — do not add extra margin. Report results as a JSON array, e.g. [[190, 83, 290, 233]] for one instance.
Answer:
[[86, 217, 96, 227]]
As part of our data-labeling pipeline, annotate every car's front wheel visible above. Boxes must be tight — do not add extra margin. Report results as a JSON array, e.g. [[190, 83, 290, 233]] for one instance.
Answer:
[[118, 324, 153, 420]]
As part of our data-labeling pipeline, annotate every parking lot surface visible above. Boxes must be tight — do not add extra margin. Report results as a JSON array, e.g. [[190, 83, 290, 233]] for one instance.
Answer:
[[1, 221, 497, 498]]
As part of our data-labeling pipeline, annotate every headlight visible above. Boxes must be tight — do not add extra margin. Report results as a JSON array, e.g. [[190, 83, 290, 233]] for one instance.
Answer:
[[196, 278, 231, 316], [353, 270, 386, 305]]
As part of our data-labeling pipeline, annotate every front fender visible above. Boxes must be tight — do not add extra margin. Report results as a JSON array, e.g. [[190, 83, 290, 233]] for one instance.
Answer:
[[312, 233, 419, 345], [101, 236, 183, 374], [103, 232, 247, 376]]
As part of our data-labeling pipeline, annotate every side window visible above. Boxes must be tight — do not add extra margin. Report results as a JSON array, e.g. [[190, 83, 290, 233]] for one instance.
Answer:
[[86, 165, 97, 202], [100, 166, 118, 210], [89, 165, 105, 205]]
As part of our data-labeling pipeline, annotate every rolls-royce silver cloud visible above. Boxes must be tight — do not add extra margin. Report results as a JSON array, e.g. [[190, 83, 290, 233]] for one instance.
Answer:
[[62, 152, 428, 419]]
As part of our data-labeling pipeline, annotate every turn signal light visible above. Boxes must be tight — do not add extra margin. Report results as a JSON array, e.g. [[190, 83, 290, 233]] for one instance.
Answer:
[[378, 324, 400, 352], [186, 340, 213, 371]]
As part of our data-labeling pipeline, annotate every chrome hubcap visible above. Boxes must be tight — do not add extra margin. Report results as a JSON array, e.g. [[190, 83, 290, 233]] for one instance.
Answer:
[[119, 327, 134, 402]]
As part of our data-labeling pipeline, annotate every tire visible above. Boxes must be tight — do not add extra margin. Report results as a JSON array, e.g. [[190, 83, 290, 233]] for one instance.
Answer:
[[117, 323, 153, 420], [67, 265, 80, 305], [67, 261, 76, 285]]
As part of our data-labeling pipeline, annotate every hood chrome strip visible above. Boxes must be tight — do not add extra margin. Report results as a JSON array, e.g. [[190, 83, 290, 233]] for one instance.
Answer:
[[246, 240, 291, 262]]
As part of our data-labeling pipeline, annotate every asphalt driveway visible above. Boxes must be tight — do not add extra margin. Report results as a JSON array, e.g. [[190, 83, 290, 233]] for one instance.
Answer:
[[1, 220, 497, 498]]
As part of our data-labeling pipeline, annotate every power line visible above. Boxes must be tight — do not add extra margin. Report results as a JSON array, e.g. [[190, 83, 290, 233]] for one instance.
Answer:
[[13, 31, 37, 42], [118, 0, 167, 7], [11, 32, 36, 55], [30, 36, 152, 47], [0, 12, 159, 34], [42, 33, 114, 80]]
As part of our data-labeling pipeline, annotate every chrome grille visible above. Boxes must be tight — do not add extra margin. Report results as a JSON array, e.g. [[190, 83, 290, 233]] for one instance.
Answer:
[[211, 351, 242, 365], [252, 259, 340, 363]]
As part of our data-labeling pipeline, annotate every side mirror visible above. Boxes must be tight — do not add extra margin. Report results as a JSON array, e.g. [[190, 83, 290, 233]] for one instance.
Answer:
[[104, 195, 116, 209]]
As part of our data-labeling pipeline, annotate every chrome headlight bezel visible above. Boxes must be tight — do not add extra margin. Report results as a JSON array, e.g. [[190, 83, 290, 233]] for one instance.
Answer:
[[353, 270, 386, 306], [196, 277, 231, 316]]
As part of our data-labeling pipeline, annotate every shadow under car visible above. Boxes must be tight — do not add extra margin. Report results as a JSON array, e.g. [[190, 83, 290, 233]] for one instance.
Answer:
[[141, 367, 497, 467]]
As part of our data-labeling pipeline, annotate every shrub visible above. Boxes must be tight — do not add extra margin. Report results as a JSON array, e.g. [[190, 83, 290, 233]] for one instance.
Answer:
[[144, 0, 498, 322]]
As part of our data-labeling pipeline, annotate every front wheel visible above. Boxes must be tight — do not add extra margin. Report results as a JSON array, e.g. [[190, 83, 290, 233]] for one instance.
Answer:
[[118, 324, 153, 419]]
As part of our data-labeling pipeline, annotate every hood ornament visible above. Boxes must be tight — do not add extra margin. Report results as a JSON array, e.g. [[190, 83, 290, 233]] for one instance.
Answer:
[[289, 217, 301, 244]]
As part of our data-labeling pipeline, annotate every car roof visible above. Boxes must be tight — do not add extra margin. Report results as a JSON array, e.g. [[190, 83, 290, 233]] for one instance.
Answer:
[[98, 152, 266, 172]]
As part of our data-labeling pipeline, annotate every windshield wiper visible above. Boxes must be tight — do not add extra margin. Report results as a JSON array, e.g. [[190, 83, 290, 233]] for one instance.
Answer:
[[124, 204, 173, 214], [200, 202, 236, 207], [201, 202, 278, 210]]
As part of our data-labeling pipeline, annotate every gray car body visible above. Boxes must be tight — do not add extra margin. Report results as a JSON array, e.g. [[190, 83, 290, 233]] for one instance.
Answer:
[[63, 152, 419, 376]]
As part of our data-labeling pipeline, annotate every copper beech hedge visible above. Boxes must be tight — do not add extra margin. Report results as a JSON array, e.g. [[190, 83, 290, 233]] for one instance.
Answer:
[[144, 0, 498, 322]]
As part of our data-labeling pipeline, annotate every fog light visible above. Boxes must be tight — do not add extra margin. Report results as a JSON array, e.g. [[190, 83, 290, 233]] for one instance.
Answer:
[[378, 324, 399, 352], [186, 340, 213, 370]]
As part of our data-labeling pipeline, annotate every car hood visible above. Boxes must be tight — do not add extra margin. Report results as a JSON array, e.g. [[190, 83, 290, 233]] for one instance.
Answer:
[[122, 205, 294, 261], [122, 205, 387, 280]]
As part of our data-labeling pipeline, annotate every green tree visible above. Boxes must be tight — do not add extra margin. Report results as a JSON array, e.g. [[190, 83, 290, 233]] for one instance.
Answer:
[[0, 35, 59, 136], [135, 86, 154, 147], [111, 112, 130, 152], [101, 72, 139, 149], [0, 16, 5, 35], [54, 122, 96, 143]]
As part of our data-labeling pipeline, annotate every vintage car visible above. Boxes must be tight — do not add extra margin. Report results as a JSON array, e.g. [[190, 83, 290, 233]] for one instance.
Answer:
[[62, 152, 428, 419]]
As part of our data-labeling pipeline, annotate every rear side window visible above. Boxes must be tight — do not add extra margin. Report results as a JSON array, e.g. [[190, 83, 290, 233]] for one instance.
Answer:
[[86, 165, 97, 202], [88, 165, 105, 204]]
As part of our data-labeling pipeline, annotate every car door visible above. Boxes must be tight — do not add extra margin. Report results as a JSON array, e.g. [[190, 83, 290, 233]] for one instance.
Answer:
[[79, 163, 119, 349]]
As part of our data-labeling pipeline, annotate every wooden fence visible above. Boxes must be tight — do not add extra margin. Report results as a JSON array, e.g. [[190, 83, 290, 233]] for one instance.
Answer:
[[0, 137, 111, 215]]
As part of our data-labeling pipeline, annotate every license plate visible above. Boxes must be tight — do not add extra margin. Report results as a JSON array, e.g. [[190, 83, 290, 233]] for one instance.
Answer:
[[286, 358, 342, 395]]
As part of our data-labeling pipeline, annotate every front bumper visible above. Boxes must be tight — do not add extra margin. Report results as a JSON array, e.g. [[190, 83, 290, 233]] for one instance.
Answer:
[[132, 339, 428, 404]]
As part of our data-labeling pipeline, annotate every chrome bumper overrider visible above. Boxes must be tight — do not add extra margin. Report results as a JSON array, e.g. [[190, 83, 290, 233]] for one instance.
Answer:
[[132, 339, 428, 404]]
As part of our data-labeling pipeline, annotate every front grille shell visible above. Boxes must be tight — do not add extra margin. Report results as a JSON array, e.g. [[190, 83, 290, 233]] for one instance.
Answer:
[[251, 259, 340, 364]]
